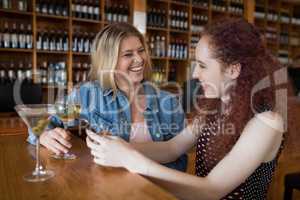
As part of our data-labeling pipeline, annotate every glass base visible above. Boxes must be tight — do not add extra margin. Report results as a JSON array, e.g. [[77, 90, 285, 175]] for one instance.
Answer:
[[51, 153, 77, 160], [23, 169, 55, 182]]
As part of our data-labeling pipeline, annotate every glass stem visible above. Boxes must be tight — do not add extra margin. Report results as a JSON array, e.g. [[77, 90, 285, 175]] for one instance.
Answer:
[[34, 138, 41, 175]]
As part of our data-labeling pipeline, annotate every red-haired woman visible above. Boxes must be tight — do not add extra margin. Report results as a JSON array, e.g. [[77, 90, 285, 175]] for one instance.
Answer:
[[86, 18, 285, 200]]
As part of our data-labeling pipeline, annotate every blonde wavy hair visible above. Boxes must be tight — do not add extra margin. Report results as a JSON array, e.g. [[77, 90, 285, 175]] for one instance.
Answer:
[[89, 22, 152, 92]]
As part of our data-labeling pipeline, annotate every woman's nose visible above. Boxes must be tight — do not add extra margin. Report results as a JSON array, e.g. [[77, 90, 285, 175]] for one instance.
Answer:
[[133, 53, 143, 63], [192, 66, 201, 80]]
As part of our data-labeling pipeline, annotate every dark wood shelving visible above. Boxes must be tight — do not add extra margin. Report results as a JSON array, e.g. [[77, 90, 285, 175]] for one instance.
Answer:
[[169, 29, 189, 34], [147, 26, 168, 31], [36, 13, 69, 20], [37, 50, 68, 54], [0, 9, 32, 16], [72, 18, 101, 24], [0, 48, 33, 53], [72, 52, 91, 56]]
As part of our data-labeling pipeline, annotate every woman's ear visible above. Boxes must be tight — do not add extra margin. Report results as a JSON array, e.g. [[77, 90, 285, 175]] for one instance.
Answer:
[[224, 63, 241, 80]]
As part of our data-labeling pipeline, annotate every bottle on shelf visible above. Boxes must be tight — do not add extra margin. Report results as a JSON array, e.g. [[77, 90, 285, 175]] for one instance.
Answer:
[[73, 30, 94, 53], [18, 23, 26, 49], [3, 22, 11, 48], [72, 0, 100, 20], [11, 23, 18, 49], [17, 0, 28, 12], [37, 0, 68, 16], [147, 8, 167, 28], [1, 0, 12, 9], [168, 39, 188, 60], [72, 61, 90, 83], [192, 0, 208, 8], [168, 66, 176, 82], [105, 3, 129, 23], [152, 65, 165, 85]]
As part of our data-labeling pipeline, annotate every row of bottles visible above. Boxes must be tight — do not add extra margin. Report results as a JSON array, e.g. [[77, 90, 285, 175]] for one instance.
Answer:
[[72, 62, 91, 83], [151, 65, 166, 85], [148, 35, 166, 58], [0, 60, 32, 84], [0, 22, 32, 49], [72, 31, 95, 53], [173, 0, 189, 4], [212, 0, 226, 12], [169, 9, 188, 30], [265, 27, 277, 43], [37, 30, 68, 51], [228, 5, 243, 14], [1, 0, 28, 11], [105, 4, 129, 23], [191, 14, 207, 33], [192, 0, 208, 8], [37, 61, 67, 85], [147, 8, 167, 28], [72, 0, 100, 20], [291, 17, 300, 26], [35, 0, 68, 16], [168, 39, 188, 60]]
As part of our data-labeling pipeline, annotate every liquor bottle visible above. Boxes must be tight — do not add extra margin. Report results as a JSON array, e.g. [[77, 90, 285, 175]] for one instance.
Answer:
[[37, 31, 43, 50], [48, 0, 54, 15], [49, 30, 56, 51], [83, 32, 90, 53], [75, 0, 82, 18], [63, 31, 68, 51], [94, 0, 100, 20], [18, 0, 28, 11], [41, 0, 48, 14], [72, 30, 78, 52], [11, 23, 18, 49], [2, 0, 12, 9], [18, 23, 26, 49], [3, 22, 10, 48], [26, 24, 33, 49], [56, 30, 63, 51], [82, 0, 88, 19], [42, 31, 49, 50], [8, 61, 16, 83]]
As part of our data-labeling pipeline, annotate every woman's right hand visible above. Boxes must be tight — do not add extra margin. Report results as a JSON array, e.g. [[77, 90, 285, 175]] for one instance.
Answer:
[[40, 127, 72, 155]]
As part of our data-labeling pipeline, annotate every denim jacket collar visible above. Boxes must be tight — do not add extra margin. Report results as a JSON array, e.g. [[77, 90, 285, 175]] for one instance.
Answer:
[[101, 81, 159, 113]]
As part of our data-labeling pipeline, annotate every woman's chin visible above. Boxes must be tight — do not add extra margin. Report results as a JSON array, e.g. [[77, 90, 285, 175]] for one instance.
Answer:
[[203, 91, 220, 99]]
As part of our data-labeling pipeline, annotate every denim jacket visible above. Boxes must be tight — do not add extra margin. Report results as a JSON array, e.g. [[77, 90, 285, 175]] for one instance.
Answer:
[[28, 81, 187, 171]]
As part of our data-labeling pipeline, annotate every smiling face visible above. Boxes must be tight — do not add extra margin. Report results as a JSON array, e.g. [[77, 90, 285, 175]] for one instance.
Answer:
[[192, 36, 241, 99], [192, 36, 225, 98], [114, 36, 147, 89]]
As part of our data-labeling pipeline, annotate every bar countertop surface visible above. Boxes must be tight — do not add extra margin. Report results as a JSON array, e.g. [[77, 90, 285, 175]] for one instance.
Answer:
[[0, 133, 178, 200]]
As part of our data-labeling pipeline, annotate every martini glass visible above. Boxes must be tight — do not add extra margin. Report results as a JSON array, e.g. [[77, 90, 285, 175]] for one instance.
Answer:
[[15, 104, 56, 182]]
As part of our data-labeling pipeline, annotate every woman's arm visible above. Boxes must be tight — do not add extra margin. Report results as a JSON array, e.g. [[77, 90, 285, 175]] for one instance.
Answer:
[[128, 112, 284, 200], [130, 125, 197, 164]]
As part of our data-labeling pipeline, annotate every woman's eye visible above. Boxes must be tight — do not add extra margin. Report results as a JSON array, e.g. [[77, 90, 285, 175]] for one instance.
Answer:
[[123, 53, 133, 57], [138, 48, 145, 53], [199, 65, 206, 69]]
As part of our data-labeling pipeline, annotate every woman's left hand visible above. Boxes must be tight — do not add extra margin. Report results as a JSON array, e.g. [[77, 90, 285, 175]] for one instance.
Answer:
[[86, 129, 147, 173]]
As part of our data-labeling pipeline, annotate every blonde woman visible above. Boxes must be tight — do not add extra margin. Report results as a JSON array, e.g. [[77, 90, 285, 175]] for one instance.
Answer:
[[28, 23, 187, 171]]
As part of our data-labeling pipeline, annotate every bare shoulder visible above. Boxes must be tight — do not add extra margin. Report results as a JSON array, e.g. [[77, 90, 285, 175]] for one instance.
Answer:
[[253, 111, 284, 133]]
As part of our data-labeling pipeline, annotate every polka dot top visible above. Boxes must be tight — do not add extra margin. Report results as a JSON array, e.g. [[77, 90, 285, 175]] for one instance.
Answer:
[[194, 113, 283, 199]]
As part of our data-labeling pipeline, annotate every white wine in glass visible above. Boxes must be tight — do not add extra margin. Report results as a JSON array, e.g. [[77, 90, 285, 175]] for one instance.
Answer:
[[52, 86, 81, 160], [15, 104, 56, 182]]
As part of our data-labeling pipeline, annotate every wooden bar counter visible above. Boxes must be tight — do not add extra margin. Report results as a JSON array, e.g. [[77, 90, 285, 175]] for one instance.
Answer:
[[0, 133, 178, 200]]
